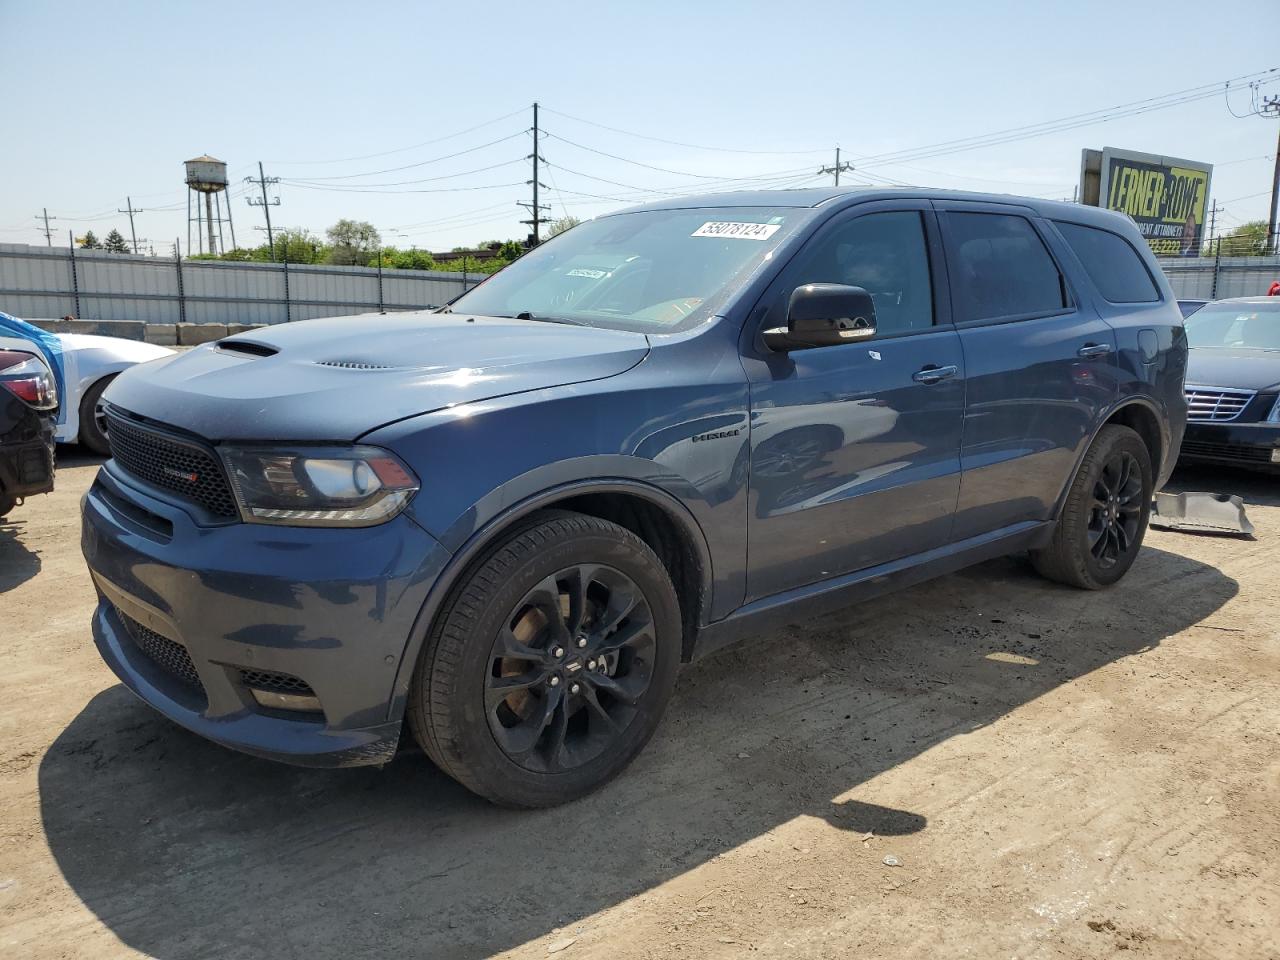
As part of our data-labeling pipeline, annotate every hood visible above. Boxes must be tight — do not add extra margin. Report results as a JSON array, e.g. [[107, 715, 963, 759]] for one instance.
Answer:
[[1186, 347, 1280, 393], [105, 312, 649, 441], [57, 333, 173, 362]]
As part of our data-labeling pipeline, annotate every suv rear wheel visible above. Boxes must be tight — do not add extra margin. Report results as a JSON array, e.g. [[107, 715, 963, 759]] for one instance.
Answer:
[[1031, 424, 1152, 589], [408, 510, 682, 807]]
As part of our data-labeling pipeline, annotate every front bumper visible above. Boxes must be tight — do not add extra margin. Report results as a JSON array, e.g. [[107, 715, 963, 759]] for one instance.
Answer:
[[81, 462, 450, 767], [1179, 421, 1280, 471], [0, 406, 55, 500]]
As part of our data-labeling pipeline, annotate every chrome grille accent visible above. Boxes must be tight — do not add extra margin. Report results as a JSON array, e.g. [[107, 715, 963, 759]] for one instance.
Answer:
[[1184, 386, 1255, 423]]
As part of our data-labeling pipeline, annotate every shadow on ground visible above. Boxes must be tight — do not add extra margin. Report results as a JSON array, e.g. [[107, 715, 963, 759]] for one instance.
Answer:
[[39, 545, 1236, 960], [0, 516, 41, 592]]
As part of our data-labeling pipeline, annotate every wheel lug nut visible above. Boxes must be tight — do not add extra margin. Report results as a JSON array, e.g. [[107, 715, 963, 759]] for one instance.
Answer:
[[548, 675, 560, 687], [551, 646, 565, 658], [569, 682, 581, 695], [586, 659, 597, 670], [576, 637, 588, 649]]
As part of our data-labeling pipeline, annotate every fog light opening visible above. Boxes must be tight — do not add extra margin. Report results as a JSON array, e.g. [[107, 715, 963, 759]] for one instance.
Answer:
[[248, 688, 323, 713]]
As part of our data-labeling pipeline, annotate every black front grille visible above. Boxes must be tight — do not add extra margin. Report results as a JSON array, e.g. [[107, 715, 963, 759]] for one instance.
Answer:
[[1181, 440, 1275, 464], [239, 669, 315, 696], [117, 609, 204, 693], [104, 408, 238, 518]]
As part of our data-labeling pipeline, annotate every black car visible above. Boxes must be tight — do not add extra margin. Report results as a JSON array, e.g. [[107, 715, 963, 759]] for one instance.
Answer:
[[1180, 297, 1280, 471], [0, 335, 58, 518]]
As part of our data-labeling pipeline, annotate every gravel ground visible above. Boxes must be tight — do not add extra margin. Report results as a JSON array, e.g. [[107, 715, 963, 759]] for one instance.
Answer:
[[1, 454, 1277, 960]]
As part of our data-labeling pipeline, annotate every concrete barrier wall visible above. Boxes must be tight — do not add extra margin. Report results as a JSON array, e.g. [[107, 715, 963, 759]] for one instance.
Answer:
[[0, 243, 477, 326]]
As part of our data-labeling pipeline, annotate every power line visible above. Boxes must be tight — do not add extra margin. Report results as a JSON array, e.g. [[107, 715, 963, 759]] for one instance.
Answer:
[[279, 132, 528, 182], [264, 106, 528, 165], [541, 106, 830, 156], [279, 158, 528, 190]]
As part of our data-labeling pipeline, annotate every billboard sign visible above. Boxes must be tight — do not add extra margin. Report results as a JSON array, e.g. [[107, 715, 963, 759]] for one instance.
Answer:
[[1081, 147, 1213, 257]]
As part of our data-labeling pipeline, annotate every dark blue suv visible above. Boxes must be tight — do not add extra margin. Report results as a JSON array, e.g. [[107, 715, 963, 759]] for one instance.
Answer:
[[82, 188, 1187, 806]]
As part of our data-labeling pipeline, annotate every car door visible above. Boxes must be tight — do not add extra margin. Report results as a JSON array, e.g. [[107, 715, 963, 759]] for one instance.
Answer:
[[934, 202, 1119, 540], [739, 201, 965, 602]]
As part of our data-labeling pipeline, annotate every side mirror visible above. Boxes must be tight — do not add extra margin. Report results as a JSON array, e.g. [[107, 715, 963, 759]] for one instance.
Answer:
[[763, 283, 877, 351]]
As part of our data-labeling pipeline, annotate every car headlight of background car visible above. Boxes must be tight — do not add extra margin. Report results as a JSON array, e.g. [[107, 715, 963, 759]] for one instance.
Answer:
[[220, 445, 419, 527]]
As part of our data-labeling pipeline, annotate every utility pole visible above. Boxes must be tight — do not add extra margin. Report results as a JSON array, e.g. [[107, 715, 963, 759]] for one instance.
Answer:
[[35, 208, 56, 246], [1263, 95, 1280, 255], [818, 147, 854, 186], [1207, 199, 1223, 245], [519, 102, 550, 246], [245, 161, 281, 257], [118, 196, 144, 254]]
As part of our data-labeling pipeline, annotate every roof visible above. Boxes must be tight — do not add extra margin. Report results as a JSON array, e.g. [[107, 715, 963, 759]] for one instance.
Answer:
[[185, 154, 224, 164], [626, 186, 1116, 223]]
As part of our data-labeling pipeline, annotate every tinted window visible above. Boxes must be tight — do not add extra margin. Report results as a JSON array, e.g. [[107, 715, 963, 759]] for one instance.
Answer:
[[1056, 221, 1159, 303], [785, 211, 933, 335], [947, 213, 1066, 322]]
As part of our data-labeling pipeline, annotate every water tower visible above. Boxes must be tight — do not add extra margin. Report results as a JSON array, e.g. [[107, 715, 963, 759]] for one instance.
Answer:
[[185, 155, 237, 255]]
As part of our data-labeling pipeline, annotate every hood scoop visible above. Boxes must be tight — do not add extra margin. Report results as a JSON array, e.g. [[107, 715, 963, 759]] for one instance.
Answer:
[[218, 340, 278, 358]]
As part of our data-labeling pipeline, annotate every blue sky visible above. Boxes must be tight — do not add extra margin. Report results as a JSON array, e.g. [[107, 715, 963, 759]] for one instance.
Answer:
[[1, 0, 1275, 253]]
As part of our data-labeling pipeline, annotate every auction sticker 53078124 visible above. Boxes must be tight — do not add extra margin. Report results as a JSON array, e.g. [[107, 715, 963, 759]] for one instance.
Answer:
[[691, 221, 781, 240]]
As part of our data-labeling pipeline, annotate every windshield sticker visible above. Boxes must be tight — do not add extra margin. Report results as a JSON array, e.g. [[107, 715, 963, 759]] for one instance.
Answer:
[[691, 221, 781, 241], [565, 268, 609, 279]]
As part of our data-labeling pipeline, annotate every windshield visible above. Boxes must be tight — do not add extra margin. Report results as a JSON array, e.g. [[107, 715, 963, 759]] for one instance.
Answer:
[[448, 206, 804, 333], [1184, 301, 1280, 350]]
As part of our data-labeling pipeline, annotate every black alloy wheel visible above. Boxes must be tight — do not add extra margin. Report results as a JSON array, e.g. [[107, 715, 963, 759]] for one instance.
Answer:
[[408, 511, 681, 807], [1087, 450, 1143, 569], [486, 564, 655, 773], [1030, 424, 1152, 590]]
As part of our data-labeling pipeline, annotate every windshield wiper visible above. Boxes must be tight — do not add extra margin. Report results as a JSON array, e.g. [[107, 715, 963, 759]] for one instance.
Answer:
[[511, 311, 590, 327]]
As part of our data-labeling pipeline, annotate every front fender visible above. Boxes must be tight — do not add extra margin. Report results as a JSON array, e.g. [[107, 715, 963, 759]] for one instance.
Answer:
[[381, 474, 717, 723]]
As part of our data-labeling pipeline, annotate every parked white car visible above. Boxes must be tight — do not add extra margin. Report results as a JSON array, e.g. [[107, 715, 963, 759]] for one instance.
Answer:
[[52, 334, 172, 453]]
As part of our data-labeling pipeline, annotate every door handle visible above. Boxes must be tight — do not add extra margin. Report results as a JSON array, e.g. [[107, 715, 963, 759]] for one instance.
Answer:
[[1077, 342, 1113, 359], [912, 364, 958, 384]]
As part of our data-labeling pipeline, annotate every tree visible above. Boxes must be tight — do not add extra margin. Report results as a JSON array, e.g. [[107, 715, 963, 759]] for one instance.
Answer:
[[497, 240, 524, 262], [103, 229, 130, 253], [1218, 220, 1270, 257], [265, 227, 325, 264], [545, 216, 580, 239], [325, 219, 380, 265], [78, 231, 100, 249]]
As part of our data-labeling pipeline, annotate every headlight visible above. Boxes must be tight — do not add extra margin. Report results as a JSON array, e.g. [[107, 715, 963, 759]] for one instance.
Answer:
[[0, 350, 58, 411], [1269, 395, 1280, 423], [220, 445, 419, 527]]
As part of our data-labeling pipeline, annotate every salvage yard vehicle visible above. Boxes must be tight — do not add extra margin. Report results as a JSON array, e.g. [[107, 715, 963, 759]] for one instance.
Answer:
[[1179, 296, 1280, 471], [0, 335, 58, 519], [0, 312, 172, 455], [81, 188, 1187, 807]]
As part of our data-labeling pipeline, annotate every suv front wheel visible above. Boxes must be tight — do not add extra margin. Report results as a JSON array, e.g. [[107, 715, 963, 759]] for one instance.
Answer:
[[1031, 424, 1153, 590], [409, 510, 682, 807]]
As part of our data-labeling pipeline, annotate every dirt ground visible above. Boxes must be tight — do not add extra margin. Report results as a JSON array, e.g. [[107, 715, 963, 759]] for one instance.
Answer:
[[1, 454, 1277, 960]]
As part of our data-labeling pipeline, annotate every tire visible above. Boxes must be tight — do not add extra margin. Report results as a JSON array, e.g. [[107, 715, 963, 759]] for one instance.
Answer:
[[408, 510, 682, 807], [1030, 424, 1152, 590], [78, 375, 116, 456], [0, 487, 15, 521]]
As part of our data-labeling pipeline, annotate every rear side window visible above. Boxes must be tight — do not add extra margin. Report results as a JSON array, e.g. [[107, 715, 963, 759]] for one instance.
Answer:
[[1055, 221, 1160, 304], [946, 213, 1067, 322]]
